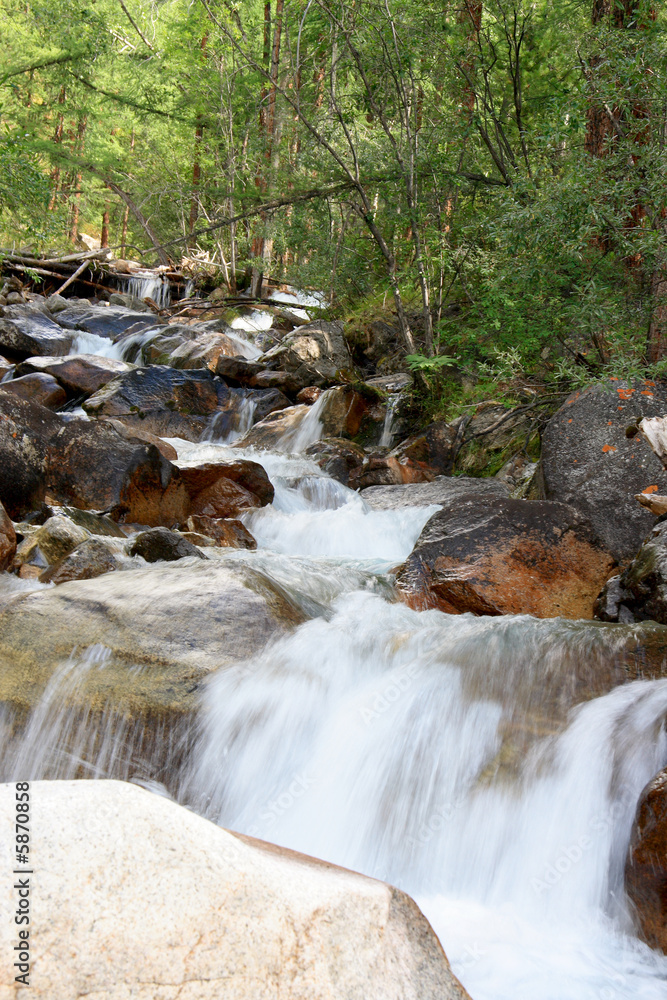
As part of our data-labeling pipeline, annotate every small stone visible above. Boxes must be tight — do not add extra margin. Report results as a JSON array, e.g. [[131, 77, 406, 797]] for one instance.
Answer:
[[128, 527, 205, 562]]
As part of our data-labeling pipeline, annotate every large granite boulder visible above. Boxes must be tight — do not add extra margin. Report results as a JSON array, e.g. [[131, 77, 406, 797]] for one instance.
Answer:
[[396, 496, 616, 619], [53, 303, 163, 340], [540, 381, 667, 563], [0, 305, 73, 357], [1, 371, 67, 409], [39, 537, 119, 585], [83, 365, 223, 419], [625, 767, 667, 953], [0, 390, 63, 517], [16, 354, 135, 396], [0, 560, 308, 719], [0, 780, 470, 1000], [261, 319, 353, 385], [47, 420, 189, 527]]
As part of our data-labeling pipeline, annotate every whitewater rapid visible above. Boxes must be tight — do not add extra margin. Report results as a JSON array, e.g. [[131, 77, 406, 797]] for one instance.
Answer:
[[4, 313, 667, 999]]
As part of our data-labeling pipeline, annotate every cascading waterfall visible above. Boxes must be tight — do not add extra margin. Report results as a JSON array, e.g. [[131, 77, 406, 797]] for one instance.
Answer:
[[379, 392, 400, 448], [120, 272, 172, 309], [3, 323, 667, 997]]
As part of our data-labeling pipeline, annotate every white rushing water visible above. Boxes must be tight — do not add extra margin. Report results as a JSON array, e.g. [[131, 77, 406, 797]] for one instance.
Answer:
[[5, 293, 667, 998]]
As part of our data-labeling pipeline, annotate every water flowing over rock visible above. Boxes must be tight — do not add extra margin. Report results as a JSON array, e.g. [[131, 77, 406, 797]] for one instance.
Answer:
[[1, 371, 67, 409], [396, 496, 616, 618], [541, 381, 667, 563], [626, 767, 667, 954], [305, 437, 367, 485], [0, 780, 470, 1000], [0, 560, 308, 724]]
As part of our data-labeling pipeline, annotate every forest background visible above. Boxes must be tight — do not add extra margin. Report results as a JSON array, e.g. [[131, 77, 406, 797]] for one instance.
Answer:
[[1, 0, 666, 418]]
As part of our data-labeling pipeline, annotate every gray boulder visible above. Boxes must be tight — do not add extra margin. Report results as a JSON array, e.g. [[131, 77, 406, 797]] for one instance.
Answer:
[[540, 381, 667, 563]]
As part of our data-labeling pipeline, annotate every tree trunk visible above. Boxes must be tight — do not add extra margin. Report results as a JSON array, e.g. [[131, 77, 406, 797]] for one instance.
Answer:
[[100, 203, 110, 248], [48, 86, 66, 211], [105, 181, 170, 266], [69, 114, 88, 244], [119, 131, 135, 257]]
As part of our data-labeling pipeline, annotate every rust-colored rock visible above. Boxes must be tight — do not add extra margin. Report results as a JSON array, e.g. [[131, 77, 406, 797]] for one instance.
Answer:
[[187, 514, 257, 549], [625, 768, 667, 953], [2, 372, 67, 409], [297, 386, 323, 405], [179, 460, 274, 507], [188, 476, 259, 519], [317, 386, 369, 438], [101, 418, 178, 461], [305, 438, 366, 486], [396, 496, 616, 619], [47, 420, 189, 527], [0, 501, 16, 571]]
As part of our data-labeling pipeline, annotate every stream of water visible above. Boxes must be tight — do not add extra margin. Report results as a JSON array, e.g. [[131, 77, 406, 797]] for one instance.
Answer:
[[3, 313, 667, 998]]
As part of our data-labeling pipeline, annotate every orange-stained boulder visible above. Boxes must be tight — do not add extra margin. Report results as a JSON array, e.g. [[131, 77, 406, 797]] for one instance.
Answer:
[[15, 354, 135, 396], [396, 496, 616, 619], [0, 501, 16, 572], [187, 514, 257, 549], [625, 768, 667, 954], [1, 372, 67, 410]]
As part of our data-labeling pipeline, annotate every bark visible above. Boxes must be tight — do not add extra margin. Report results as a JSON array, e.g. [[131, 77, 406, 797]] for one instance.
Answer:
[[48, 86, 67, 211], [69, 115, 88, 244], [189, 35, 208, 243], [119, 131, 135, 258], [100, 203, 110, 248]]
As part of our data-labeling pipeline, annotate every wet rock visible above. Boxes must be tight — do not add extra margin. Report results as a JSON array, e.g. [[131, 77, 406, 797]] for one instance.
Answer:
[[53, 304, 163, 341], [0, 501, 16, 572], [108, 291, 152, 312], [0, 354, 13, 379], [297, 386, 323, 405], [16, 354, 135, 396], [361, 476, 510, 510], [0, 780, 470, 1000], [14, 515, 89, 567], [40, 538, 119, 584], [375, 421, 458, 484], [180, 462, 270, 519], [46, 505, 126, 538], [0, 306, 73, 358], [180, 460, 274, 507], [541, 381, 667, 563], [0, 390, 63, 518], [625, 767, 667, 953], [128, 527, 205, 562], [215, 355, 304, 396], [234, 404, 312, 451], [596, 519, 667, 624], [317, 386, 369, 438], [2, 371, 67, 409], [0, 560, 309, 716], [101, 417, 178, 461], [164, 329, 239, 370], [305, 438, 366, 486], [83, 365, 222, 419], [396, 497, 616, 619], [47, 420, 189, 527], [187, 514, 257, 549], [261, 319, 353, 386]]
